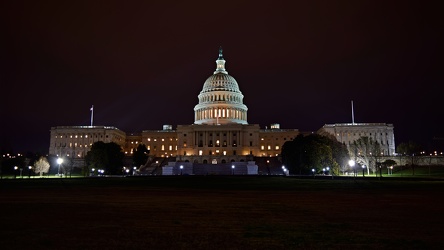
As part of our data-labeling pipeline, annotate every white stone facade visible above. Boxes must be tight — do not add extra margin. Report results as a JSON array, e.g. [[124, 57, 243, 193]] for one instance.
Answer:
[[49, 126, 126, 158], [318, 123, 396, 155]]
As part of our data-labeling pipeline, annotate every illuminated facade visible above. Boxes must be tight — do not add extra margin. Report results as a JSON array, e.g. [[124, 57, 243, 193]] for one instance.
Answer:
[[49, 126, 126, 157], [48, 49, 399, 172], [318, 123, 396, 155]]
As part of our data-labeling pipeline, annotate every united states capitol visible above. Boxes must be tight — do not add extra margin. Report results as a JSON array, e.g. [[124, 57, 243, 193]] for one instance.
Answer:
[[49, 48, 395, 175]]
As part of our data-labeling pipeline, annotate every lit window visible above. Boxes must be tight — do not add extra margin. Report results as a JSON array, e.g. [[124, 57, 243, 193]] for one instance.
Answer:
[[223, 151, 227, 155], [199, 150, 203, 156], [275, 145, 280, 150], [154, 139, 157, 141], [148, 138, 151, 141], [147, 146, 150, 150], [161, 145, 165, 151], [261, 138, 264, 141], [162, 138, 164, 141], [169, 145, 172, 151], [261, 145, 265, 150], [267, 145, 271, 150]]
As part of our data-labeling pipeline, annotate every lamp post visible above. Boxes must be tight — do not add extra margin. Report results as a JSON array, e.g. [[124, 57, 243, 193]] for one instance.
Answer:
[[348, 160, 355, 178], [133, 166, 137, 176], [180, 165, 183, 175], [91, 168, 95, 176], [362, 165, 365, 177], [57, 158, 63, 177], [28, 166, 32, 178], [312, 168, 315, 178], [231, 165, 235, 175], [14, 166, 18, 178]]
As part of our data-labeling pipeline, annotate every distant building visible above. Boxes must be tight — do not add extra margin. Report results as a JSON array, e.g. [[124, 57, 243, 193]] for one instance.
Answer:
[[49, 126, 126, 157], [318, 123, 396, 155]]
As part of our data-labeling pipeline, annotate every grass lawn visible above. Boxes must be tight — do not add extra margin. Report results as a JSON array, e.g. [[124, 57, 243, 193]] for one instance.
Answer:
[[1, 176, 444, 249]]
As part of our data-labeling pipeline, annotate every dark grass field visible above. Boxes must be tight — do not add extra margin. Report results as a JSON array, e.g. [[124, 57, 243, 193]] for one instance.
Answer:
[[1, 176, 444, 250]]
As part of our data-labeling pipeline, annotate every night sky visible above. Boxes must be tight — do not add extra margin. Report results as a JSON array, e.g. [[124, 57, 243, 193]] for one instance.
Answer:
[[1, 1, 442, 154]]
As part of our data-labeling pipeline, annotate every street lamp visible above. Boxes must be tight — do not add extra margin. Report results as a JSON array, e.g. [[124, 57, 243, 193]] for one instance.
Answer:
[[362, 165, 365, 177], [312, 168, 315, 178], [348, 160, 355, 177], [180, 165, 183, 175], [57, 158, 63, 177], [91, 168, 95, 176], [28, 166, 32, 178], [231, 165, 235, 175], [14, 166, 18, 179]]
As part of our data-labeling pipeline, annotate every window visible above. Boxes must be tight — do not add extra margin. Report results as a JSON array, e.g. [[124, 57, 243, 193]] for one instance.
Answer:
[[169, 145, 173, 151], [161, 145, 165, 151], [199, 150, 203, 156], [261, 145, 265, 150], [267, 145, 271, 150], [275, 145, 280, 150]]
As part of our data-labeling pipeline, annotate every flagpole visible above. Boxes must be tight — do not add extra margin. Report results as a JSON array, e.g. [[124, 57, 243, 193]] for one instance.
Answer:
[[351, 100, 355, 125], [90, 105, 94, 127]]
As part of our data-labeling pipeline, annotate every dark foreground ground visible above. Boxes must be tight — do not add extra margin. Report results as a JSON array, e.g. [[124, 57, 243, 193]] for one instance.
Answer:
[[1, 176, 444, 250]]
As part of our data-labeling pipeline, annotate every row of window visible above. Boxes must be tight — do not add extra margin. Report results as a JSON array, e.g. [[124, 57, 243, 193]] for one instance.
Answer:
[[337, 132, 390, 137], [55, 134, 109, 139]]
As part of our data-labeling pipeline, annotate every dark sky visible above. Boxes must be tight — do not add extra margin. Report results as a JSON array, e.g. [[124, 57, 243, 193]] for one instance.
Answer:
[[1, 1, 442, 153]]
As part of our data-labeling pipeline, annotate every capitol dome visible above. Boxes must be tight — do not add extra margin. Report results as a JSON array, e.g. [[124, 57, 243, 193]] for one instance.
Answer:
[[194, 48, 248, 125]]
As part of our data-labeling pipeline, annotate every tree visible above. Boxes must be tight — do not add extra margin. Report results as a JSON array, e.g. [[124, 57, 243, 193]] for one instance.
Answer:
[[397, 141, 423, 175], [33, 156, 50, 177], [381, 159, 397, 176], [282, 134, 349, 175], [350, 136, 382, 175], [133, 144, 149, 169], [85, 141, 125, 175]]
